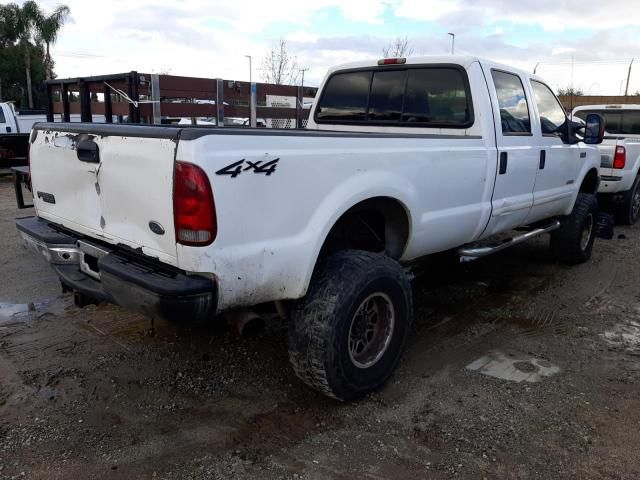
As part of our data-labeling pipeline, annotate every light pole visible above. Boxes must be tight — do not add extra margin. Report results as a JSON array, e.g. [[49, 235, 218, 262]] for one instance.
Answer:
[[448, 32, 455, 55], [300, 68, 309, 89], [244, 55, 252, 84], [244, 55, 256, 128], [625, 58, 635, 97]]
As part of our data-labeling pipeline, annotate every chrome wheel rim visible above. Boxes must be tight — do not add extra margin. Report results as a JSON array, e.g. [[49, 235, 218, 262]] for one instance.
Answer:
[[348, 293, 395, 369], [581, 213, 594, 251]]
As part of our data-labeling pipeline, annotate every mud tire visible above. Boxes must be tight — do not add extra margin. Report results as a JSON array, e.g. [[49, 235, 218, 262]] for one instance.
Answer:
[[288, 250, 412, 401], [615, 175, 640, 225], [550, 193, 598, 265]]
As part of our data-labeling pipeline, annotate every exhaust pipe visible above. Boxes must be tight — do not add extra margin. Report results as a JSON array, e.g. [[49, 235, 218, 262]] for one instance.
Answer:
[[225, 309, 265, 338]]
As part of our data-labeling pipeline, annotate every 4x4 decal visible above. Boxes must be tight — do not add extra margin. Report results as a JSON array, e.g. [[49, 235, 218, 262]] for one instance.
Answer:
[[215, 158, 279, 178]]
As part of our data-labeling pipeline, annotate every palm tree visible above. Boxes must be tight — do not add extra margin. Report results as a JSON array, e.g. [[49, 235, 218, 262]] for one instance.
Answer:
[[0, 4, 20, 46], [14, 1, 41, 108], [0, 4, 20, 102], [36, 4, 70, 81]]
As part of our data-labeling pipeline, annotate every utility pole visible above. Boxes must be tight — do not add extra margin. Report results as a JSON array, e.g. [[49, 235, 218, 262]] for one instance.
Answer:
[[244, 55, 256, 128], [448, 33, 455, 55], [300, 68, 309, 89], [625, 58, 634, 97]]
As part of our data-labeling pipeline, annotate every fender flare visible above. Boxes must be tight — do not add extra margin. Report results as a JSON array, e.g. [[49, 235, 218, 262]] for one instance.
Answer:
[[295, 170, 416, 297]]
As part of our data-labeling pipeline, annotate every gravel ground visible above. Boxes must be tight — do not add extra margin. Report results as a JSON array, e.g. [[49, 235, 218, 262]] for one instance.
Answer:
[[1, 174, 639, 479]]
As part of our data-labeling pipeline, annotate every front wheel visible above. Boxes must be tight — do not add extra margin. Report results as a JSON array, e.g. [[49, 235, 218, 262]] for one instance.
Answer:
[[550, 193, 598, 265], [288, 250, 413, 401]]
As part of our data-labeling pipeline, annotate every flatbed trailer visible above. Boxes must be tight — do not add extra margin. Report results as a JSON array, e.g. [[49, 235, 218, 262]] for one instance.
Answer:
[[10, 70, 317, 209]]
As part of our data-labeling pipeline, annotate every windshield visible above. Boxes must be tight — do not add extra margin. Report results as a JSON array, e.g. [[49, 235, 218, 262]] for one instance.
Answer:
[[574, 109, 640, 135]]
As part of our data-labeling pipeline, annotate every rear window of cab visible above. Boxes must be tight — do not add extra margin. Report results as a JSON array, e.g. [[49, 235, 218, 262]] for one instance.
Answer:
[[315, 65, 473, 129]]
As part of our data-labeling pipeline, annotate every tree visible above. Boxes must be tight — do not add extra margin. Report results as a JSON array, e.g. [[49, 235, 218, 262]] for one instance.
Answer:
[[0, 3, 20, 46], [557, 86, 584, 96], [0, 1, 70, 107], [36, 4, 70, 80], [382, 36, 414, 58], [14, 1, 42, 108], [260, 38, 300, 85]]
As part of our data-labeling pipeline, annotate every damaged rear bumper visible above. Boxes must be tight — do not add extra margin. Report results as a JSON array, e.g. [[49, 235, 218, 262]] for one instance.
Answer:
[[16, 216, 217, 323]]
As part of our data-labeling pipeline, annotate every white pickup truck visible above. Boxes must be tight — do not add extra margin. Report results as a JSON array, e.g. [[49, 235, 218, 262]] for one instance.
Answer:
[[18, 56, 605, 400], [573, 105, 640, 224]]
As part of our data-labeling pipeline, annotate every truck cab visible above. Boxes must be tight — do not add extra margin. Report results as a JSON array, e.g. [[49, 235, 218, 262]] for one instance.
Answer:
[[0, 102, 19, 133]]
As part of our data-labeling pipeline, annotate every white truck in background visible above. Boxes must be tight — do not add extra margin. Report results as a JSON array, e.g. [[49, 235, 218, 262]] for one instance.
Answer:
[[0, 102, 107, 171], [0, 102, 30, 170], [573, 105, 640, 224], [18, 56, 605, 401]]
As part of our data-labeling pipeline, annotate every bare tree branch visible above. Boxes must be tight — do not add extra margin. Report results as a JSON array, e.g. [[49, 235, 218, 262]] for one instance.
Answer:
[[382, 36, 414, 58], [260, 38, 300, 85]]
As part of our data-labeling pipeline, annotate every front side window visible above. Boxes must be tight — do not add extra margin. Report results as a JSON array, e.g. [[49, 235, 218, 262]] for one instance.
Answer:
[[0, 108, 5, 124], [315, 67, 473, 128], [315, 71, 371, 121], [531, 81, 567, 135], [491, 70, 531, 135]]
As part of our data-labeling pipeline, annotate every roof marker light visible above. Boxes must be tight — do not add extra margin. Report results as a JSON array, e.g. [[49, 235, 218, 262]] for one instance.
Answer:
[[378, 58, 407, 66]]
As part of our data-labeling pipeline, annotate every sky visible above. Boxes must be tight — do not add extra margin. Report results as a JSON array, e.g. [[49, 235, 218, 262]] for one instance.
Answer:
[[6, 0, 640, 95]]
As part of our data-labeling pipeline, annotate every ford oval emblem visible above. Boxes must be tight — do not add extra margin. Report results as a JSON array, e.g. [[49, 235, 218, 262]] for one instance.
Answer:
[[149, 221, 165, 235]]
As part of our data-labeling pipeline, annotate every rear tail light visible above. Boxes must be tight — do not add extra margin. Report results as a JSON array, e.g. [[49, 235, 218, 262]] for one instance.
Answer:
[[173, 161, 216, 246], [613, 146, 626, 169]]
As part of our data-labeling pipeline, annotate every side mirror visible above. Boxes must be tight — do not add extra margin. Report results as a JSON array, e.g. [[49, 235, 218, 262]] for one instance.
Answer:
[[584, 113, 605, 145]]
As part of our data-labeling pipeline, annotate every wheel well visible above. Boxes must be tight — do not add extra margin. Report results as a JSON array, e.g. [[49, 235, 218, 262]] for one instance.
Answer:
[[319, 197, 410, 260], [580, 168, 599, 194]]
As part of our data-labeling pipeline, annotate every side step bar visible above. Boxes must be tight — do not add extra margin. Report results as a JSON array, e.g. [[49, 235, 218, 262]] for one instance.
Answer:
[[458, 220, 561, 259]]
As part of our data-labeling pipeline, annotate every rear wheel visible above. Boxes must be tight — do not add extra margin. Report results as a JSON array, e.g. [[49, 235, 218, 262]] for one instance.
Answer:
[[550, 193, 598, 265], [616, 174, 640, 225], [288, 250, 412, 401]]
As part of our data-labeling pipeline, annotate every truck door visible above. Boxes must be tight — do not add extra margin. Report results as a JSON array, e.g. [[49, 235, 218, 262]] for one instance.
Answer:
[[0, 104, 13, 133], [526, 80, 578, 223], [481, 68, 539, 236]]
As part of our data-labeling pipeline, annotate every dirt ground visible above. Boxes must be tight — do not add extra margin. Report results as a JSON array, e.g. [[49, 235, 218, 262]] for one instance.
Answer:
[[1, 174, 640, 480]]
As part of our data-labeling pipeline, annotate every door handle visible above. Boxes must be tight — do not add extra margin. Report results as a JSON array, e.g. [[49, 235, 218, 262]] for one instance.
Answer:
[[539, 150, 546, 169], [499, 152, 508, 174], [76, 138, 100, 163]]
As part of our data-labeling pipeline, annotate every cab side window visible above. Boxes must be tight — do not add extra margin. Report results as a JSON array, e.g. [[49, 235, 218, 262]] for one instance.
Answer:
[[315, 71, 372, 121], [491, 70, 531, 135], [531, 80, 567, 135]]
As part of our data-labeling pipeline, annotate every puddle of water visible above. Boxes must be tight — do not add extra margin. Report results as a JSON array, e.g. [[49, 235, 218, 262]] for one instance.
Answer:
[[466, 351, 560, 383], [501, 308, 571, 338], [0, 298, 69, 325], [602, 320, 640, 352], [0, 302, 35, 324], [36, 386, 58, 401]]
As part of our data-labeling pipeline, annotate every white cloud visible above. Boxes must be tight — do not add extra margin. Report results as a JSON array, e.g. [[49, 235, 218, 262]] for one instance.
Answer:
[[392, 0, 640, 31], [5, 0, 640, 95]]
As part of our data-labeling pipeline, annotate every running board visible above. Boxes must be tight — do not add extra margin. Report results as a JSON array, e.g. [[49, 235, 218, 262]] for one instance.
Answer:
[[458, 220, 561, 259]]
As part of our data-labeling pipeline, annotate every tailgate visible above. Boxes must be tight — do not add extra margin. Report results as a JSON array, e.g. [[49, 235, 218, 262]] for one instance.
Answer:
[[30, 124, 180, 266]]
